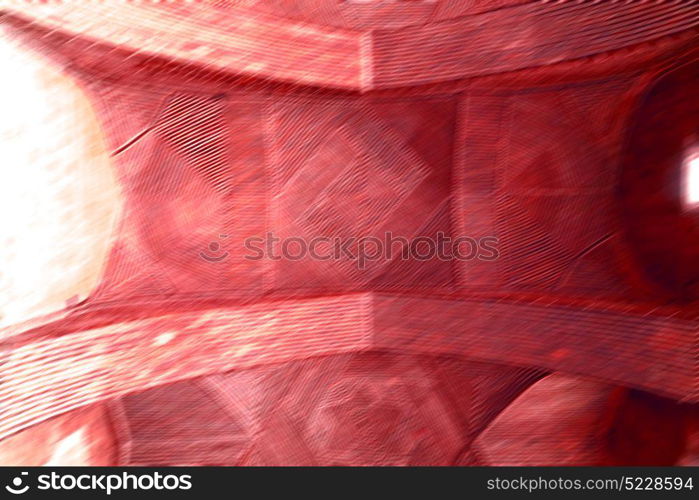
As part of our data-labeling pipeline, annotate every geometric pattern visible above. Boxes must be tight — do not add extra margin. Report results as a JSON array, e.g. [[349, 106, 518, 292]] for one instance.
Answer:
[[452, 81, 643, 297], [109, 353, 545, 466], [272, 97, 454, 289], [91, 89, 268, 299], [1, 0, 698, 467]]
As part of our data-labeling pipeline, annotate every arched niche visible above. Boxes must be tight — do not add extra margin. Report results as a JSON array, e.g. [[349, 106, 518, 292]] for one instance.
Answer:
[[0, 28, 121, 327]]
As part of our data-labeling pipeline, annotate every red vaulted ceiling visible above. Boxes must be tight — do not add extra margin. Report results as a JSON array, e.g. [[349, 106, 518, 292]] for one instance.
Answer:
[[0, 1, 698, 466]]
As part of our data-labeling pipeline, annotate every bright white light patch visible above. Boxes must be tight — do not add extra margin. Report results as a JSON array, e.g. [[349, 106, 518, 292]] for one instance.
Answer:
[[0, 29, 120, 328], [43, 429, 89, 466], [686, 154, 699, 206]]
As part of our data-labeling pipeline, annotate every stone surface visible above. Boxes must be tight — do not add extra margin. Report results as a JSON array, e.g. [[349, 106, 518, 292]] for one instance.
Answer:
[[0, 404, 116, 466], [0, 1, 697, 466]]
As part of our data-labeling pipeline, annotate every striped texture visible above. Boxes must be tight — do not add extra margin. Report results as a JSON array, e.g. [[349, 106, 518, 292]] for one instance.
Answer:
[[4, 1, 698, 90]]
